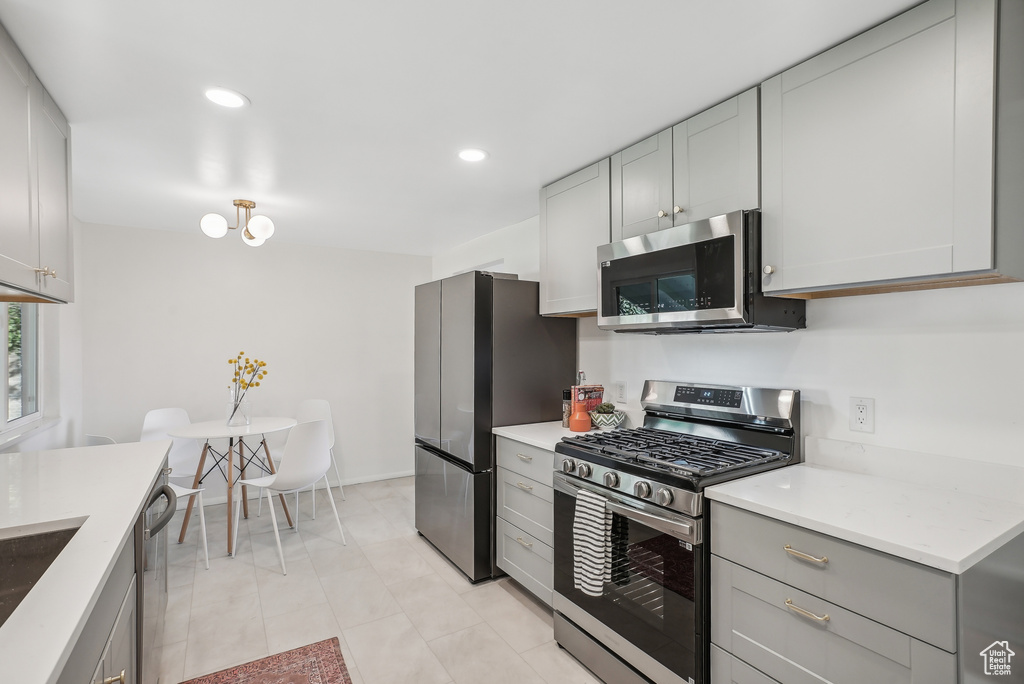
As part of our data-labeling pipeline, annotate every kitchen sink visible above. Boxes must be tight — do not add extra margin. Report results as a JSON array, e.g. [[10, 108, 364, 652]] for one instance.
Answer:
[[0, 522, 82, 627]]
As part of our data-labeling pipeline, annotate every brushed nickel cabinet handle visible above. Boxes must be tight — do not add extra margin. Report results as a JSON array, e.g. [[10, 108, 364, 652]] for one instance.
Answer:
[[784, 545, 828, 565], [516, 481, 534, 491], [516, 453, 533, 462], [104, 670, 126, 684], [515, 537, 533, 549], [786, 599, 829, 623], [763, 265, 776, 275], [673, 206, 684, 214], [657, 209, 668, 218]]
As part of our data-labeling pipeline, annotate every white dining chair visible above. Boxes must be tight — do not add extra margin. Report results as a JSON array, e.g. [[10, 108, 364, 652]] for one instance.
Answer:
[[232, 420, 346, 575], [297, 399, 345, 507], [84, 434, 117, 446], [258, 399, 345, 521], [140, 408, 210, 569]]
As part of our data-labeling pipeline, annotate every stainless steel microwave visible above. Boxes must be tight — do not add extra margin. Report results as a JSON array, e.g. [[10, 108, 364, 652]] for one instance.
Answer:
[[596, 210, 805, 333]]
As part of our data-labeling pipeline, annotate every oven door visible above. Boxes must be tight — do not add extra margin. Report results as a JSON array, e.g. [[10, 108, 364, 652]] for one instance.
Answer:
[[553, 473, 706, 684], [597, 210, 748, 332]]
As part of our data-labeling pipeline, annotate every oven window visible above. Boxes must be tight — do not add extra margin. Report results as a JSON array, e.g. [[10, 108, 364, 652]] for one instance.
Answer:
[[553, 488, 704, 683]]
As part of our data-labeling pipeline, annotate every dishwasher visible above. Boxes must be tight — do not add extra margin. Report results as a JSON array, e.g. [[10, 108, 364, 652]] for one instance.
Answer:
[[138, 470, 175, 684]]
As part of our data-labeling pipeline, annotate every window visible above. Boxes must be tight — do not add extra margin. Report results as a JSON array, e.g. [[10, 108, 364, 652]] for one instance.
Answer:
[[5, 302, 38, 426]]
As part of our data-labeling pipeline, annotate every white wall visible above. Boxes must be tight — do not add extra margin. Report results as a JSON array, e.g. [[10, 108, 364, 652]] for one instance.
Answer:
[[79, 222, 432, 500], [434, 217, 1024, 469], [432, 215, 539, 280]]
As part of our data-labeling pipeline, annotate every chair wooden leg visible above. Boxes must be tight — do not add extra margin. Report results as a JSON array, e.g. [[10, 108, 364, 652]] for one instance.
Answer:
[[323, 476, 347, 546], [266, 489, 287, 575], [197, 490, 209, 570], [231, 489, 242, 559]]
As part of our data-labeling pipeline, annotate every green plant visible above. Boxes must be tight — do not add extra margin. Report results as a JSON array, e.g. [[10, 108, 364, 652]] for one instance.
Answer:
[[594, 402, 617, 414]]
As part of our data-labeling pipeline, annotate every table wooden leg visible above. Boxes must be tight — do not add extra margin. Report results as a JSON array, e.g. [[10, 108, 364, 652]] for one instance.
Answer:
[[262, 439, 294, 528], [240, 436, 250, 519], [227, 437, 235, 555], [178, 442, 209, 543]]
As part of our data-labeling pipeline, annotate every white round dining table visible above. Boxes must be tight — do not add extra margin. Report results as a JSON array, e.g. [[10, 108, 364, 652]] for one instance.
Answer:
[[169, 417, 297, 554]]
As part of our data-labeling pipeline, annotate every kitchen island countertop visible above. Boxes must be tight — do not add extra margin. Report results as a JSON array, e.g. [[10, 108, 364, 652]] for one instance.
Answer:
[[0, 441, 169, 684]]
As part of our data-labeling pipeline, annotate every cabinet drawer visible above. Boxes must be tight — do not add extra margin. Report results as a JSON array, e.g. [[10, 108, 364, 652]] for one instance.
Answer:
[[496, 437, 555, 487], [711, 645, 780, 684], [711, 556, 956, 684], [496, 467, 553, 546], [496, 518, 553, 606], [711, 503, 955, 651]]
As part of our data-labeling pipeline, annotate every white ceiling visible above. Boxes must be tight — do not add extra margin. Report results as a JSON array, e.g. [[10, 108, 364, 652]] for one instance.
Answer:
[[0, 0, 920, 256]]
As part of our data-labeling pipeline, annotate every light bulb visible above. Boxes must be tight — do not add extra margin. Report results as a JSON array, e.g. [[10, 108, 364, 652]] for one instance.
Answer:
[[241, 228, 265, 247], [246, 214, 275, 240], [200, 213, 228, 238], [458, 148, 488, 162], [205, 88, 249, 108]]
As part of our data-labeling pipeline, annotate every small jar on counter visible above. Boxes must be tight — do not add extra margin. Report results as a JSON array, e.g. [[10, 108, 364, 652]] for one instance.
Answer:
[[562, 389, 572, 428]]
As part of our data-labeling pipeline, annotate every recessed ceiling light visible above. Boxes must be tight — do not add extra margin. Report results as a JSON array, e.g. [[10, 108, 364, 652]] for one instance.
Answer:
[[205, 87, 249, 108], [458, 148, 488, 162]]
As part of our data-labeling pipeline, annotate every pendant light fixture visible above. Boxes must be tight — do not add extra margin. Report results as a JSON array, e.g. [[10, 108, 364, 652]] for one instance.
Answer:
[[200, 199, 275, 246]]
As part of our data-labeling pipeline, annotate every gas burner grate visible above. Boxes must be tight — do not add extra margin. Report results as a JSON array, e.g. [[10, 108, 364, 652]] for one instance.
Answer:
[[569, 427, 787, 477]]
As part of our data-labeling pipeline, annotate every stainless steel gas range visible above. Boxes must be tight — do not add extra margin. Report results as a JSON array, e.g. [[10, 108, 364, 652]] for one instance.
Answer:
[[552, 380, 801, 684]]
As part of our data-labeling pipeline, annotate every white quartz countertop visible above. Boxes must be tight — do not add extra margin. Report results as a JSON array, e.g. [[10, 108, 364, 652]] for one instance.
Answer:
[[0, 441, 170, 684], [706, 463, 1024, 574], [493, 421, 592, 452]]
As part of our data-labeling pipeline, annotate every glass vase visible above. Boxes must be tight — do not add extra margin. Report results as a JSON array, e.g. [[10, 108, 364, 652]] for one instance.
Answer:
[[227, 393, 250, 423]]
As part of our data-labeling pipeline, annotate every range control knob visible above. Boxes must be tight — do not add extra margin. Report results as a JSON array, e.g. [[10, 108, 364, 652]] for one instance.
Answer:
[[577, 463, 592, 478], [561, 459, 576, 474], [655, 488, 674, 506], [603, 471, 620, 488], [634, 481, 653, 499]]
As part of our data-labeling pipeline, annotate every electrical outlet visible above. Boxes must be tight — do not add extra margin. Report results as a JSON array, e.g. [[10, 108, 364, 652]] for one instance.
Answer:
[[849, 397, 875, 433], [614, 381, 627, 404]]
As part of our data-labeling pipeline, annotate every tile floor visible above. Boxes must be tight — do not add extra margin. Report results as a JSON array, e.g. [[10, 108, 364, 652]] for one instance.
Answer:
[[160, 476, 602, 684]]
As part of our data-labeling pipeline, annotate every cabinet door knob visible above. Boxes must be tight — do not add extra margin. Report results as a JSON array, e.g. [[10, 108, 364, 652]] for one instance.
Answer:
[[103, 670, 126, 684], [657, 210, 668, 218], [673, 206, 684, 214], [763, 265, 776, 275]]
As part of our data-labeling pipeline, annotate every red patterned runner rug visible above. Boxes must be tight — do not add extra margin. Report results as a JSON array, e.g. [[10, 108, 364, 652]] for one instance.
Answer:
[[180, 637, 352, 684]]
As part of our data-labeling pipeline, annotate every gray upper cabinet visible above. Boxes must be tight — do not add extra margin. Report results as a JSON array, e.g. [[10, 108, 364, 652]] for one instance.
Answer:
[[539, 158, 610, 315], [0, 21, 74, 303], [610, 129, 673, 240], [760, 0, 1018, 296], [672, 88, 759, 228], [0, 23, 36, 295], [612, 88, 760, 242], [34, 81, 73, 302]]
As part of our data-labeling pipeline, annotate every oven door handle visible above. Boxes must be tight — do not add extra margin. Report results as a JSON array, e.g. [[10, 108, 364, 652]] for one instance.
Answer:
[[554, 473, 701, 545], [604, 499, 696, 543]]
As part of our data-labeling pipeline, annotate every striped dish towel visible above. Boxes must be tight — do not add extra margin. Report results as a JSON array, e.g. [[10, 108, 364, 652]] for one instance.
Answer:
[[573, 488, 612, 597]]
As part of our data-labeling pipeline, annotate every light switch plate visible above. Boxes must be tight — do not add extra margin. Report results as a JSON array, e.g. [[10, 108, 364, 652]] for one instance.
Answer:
[[614, 381, 627, 404]]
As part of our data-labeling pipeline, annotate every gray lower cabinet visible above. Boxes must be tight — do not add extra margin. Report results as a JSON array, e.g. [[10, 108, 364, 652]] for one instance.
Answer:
[[710, 645, 780, 684], [710, 503, 958, 684], [58, 530, 137, 684], [494, 436, 554, 605]]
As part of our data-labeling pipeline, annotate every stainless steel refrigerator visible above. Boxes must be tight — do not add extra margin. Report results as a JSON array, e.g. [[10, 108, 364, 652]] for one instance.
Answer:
[[414, 271, 576, 582]]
